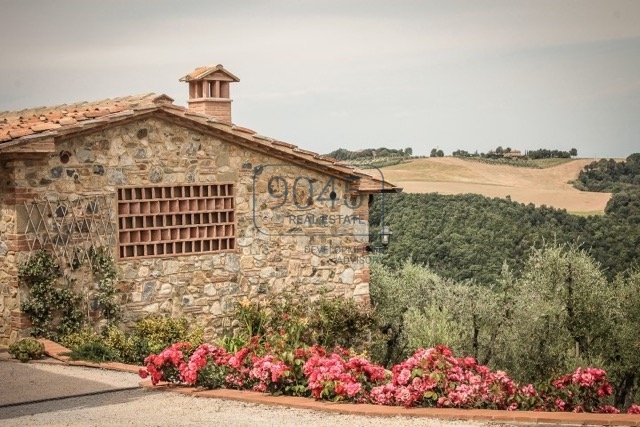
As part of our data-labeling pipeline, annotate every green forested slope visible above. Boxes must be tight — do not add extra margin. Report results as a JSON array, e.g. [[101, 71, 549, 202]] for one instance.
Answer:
[[370, 192, 640, 283], [575, 153, 640, 192]]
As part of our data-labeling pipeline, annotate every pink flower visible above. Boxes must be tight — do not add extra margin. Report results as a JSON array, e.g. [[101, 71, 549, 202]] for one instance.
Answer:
[[520, 384, 537, 397], [370, 384, 396, 405], [552, 374, 571, 390], [397, 368, 411, 386], [253, 382, 267, 393], [141, 341, 628, 413], [249, 354, 290, 391], [627, 404, 640, 414], [597, 383, 613, 397], [345, 382, 362, 397], [394, 386, 415, 407], [462, 357, 476, 367]]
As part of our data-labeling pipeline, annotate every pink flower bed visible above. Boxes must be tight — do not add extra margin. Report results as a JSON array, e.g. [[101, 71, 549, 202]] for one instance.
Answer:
[[369, 346, 520, 409], [139, 342, 639, 414]]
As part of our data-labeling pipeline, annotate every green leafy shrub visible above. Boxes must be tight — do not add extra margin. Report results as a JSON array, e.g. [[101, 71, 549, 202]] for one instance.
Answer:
[[235, 299, 270, 338], [403, 304, 466, 352], [60, 327, 102, 350], [61, 326, 132, 363], [9, 338, 45, 362], [308, 296, 375, 351], [235, 295, 311, 351], [102, 325, 138, 362], [61, 327, 123, 363], [370, 246, 640, 407], [196, 360, 229, 390], [130, 315, 203, 361], [69, 340, 119, 363], [215, 335, 248, 353], [61, 316, 203, 364], [233, 293, 374, 354]]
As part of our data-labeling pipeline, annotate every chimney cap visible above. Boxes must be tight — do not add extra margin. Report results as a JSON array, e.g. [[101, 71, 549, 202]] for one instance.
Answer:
[[179, 64, 240, 83]]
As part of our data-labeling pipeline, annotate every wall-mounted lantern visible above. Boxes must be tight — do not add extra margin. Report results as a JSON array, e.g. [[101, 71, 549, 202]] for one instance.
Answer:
[[380, 226, 392, 247]]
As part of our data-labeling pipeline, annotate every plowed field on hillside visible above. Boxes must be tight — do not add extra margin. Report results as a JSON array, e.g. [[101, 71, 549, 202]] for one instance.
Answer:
[[380, 158, 611, 213]]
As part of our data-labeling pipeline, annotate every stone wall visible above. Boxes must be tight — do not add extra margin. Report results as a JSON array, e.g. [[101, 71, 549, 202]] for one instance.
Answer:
[[0, 160, 26, 344], [0, 117, 372, 340]]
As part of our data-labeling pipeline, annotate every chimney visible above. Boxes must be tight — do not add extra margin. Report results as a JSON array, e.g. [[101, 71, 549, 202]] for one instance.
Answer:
[[179, 64, 240, 123]]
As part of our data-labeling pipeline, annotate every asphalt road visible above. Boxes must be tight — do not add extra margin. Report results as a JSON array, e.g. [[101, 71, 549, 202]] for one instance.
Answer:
[[0, 359, 139, 407]]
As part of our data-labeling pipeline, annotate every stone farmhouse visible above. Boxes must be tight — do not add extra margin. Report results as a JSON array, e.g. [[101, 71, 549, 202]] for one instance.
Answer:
[[0, 65, 399, 343]]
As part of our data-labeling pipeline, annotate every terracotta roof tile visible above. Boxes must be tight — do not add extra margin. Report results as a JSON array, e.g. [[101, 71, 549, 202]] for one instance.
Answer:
[[58, 117, 77, 125], [8, 128, 35, 139], [83, 109, 112, 119], [253, 134, 274, 142], [0, 92, 400, 193], [184, 110, 211, 120], [0, 93, 171, 145], [179, 64, 240, 82], [292, 147, 317, 156], [314, 155, 338, 163], [272, 140, 296, 149], [30, 122, 62, 132], [231, 125, 256, 135]]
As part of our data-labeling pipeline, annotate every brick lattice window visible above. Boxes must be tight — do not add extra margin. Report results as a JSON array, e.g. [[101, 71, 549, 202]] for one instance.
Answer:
[[117, 184, 235, 259]]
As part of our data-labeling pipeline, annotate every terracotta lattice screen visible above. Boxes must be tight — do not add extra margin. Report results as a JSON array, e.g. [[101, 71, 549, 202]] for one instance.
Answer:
[[117, 184, 235, 259]]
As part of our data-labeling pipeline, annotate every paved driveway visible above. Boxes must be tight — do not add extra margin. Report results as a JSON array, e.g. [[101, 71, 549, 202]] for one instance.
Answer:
[[0, 359, 139, 407]]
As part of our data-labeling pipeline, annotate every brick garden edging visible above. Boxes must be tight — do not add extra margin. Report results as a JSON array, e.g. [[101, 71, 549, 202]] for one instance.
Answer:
[[139, 382, 640, 426], [38, 338, 142, 374], [37, 339, 640, 426]]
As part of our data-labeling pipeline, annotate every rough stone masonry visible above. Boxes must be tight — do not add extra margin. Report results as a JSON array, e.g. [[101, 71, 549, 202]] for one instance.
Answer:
[[0, 116, 379, 343]]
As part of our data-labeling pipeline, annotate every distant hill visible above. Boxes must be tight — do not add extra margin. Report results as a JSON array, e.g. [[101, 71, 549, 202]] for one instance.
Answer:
[[380, 157, 610, 213], [326, 147, 411, 161], [325, 147, 412, 169]]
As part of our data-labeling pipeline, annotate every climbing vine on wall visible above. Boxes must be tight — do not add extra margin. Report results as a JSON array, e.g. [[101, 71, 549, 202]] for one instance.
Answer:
[[19, 248, 121, 339], [89, 247, 121, 325], [20, 250, 85, 339]]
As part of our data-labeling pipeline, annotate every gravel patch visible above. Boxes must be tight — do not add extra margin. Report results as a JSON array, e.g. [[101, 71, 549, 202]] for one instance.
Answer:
[[3, 390, 492, 427], [1, 362, 492, 427]]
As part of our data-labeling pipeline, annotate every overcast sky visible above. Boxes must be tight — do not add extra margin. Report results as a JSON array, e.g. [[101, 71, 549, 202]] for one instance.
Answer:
[[1, 0, 639, 157]]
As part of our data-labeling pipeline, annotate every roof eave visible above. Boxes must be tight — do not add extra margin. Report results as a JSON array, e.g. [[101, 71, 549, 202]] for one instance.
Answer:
[[1, 103, 400, 194]]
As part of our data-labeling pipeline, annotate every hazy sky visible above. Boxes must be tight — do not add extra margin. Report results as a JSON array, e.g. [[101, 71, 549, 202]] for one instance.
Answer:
[[1, 0, 639, 157]]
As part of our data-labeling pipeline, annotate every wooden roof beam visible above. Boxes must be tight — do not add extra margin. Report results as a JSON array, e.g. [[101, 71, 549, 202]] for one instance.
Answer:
[[0, 137, 55, 154]]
